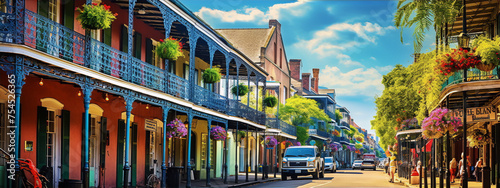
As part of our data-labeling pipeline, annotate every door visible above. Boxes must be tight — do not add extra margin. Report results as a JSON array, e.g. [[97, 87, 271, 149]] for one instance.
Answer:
[[38, 107, 61, 188]]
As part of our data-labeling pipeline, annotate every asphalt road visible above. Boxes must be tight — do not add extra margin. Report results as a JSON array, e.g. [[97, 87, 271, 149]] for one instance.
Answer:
[[247, 169, 406, 188]]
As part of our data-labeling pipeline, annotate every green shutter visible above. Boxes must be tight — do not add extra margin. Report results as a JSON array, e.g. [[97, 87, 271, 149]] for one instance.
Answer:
[[145, 131, 151, 180], [37, 0, 49, 18], [145, 38, 153, 65], [120, 25, 128, 53], [62, 0, 74, 29], [36, 106, 48, 169], [61, 110, 70, 180], [133, 33, 142, 59], [131, 122, 138, 187], [36, 0, 49, 52], [100, 117, 107, 169], [103, 28, 112, 46], [116, 119, 125, 188]]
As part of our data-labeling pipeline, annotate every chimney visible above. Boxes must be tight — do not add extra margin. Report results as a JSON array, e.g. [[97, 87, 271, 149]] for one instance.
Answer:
[[302, 73, 311, 91], [289, 59, 301, 81], [311, 77, 316, 93], [269, 19, 281, 31], [312, 68, 319, 93]]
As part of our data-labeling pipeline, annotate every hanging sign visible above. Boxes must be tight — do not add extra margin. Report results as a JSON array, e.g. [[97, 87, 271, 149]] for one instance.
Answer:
[[450, 106, 497, 123], [145, 119, 157, 131]]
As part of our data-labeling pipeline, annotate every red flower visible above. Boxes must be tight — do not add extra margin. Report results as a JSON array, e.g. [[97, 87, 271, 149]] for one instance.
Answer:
[[92, 2, 98, 6], [159, 39, 164, 42], [113, 13, 118, 16]]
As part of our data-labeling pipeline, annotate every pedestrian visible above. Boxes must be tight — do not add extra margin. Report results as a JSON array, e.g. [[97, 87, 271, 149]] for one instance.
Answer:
[[475, 158, 483, 182], [459, 153, 470, 186], [450, 158, 457, 183], [389, 156, 397, 183], [416, 161, 421, 175]]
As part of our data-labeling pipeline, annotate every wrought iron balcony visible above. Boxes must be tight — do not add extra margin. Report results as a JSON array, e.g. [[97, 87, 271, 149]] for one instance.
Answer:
[[266, 117, 296, 136], [16, 10, 268, 125], [339, 137, 350, 144], [316, 129, 330, 138], [441, 67, 500, 90], [325, 110, 335, 120]]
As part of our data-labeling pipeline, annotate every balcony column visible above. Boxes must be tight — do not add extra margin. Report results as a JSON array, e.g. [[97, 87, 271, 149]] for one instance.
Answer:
[[188, 32, 199, 100], [254, 128, 258, 181], [223, 121, 228, 184], [255, 76, 259, 113], [263, 131, 267, 180], [247, 73, 250, 106], [123, 95, 135, 188], [186, 111, 194, 188], [81, 81, 94, 188], [235, 122, 239, 183], [208, 45, 214, 92], [3, 58, 31, 187], [206, 119, 212, 187], [225, 57, 230, 113], [15, 0, 25, 44], [126, 0, 137, 82], [161, 106, 170, 188], [246, 125, 249, 182], [84, 0, 92, 68], [163, 18, 174, 94]]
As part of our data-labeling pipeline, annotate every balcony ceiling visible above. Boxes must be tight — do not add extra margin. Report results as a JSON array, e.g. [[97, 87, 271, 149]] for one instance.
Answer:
[[442, 88, 500, 109], [449, 0, 500, 36]]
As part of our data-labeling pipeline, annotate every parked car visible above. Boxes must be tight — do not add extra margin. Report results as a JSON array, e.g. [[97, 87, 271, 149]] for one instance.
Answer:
[[378, 158, 387, 169], [324, 157, 336, 173], [281, 146, 325, 180], [352, 160, 363, 170], [360, 160, 376, 170]]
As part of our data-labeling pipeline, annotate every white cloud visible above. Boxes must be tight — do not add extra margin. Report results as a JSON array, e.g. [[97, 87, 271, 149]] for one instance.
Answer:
[[294, 22, 395, 65], [370, 56, 376, 61], [195, 0, 309, 23], [319, 65, 384, 97], [404, 42, 410, 46]]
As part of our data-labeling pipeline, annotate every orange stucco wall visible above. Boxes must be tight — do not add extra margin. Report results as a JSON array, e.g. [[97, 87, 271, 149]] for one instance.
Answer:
[[0, 69, 168, 187]]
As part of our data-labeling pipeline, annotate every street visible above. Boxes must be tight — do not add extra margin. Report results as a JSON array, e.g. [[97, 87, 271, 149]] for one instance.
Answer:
[[247, 169, 405, 188]]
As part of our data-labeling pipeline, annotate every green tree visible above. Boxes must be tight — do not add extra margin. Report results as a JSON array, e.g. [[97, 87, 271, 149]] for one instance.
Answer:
[[335, 109, 343, 122], [296, 126, 309, 145], [279, 95, 330, 126]]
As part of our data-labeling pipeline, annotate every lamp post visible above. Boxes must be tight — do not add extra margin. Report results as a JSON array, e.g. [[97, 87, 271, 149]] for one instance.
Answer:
[[459, 0, 469, 188]]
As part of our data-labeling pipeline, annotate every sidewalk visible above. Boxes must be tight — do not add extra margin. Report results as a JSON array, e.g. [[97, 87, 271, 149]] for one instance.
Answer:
[[395, 174, 484, 188], [182, 172, 281, 188]]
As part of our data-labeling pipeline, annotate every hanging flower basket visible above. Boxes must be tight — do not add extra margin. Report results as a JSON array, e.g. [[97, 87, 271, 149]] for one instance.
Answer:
[[76, 3, 117, 30], [265, 136, 277, 148], [332, 130, 340, 137], [467, 127, 491, 148], [202, 68, 222, 84], [472, 35, 500, 72], [422, 108, 462, 139], [237, 131, 246, 140], [400, 118, 420, 131], [165, 119, 187, 138], [355, 135, 364, 143], [263, 96, 278, 108], [231, 83, 249, 96], [281, 140, 293, 148], [294, 141, 301, 146], [156, 37, 184, 61], [437, 48, 481, 76], [210, 126, 227, 140]]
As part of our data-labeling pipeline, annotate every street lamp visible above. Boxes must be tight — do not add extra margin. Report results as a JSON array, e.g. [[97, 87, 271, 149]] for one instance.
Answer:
[[458, 33, 470, 50]]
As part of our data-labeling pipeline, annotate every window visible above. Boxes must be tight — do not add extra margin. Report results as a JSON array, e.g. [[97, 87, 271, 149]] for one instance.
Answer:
[[279, 48, 282, 68], [46, 110, 56, 167], [48, 0, 58, 22]]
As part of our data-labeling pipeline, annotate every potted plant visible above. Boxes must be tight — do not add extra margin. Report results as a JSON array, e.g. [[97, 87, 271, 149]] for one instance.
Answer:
[[332, 130, 340, 137], [237, 130, 246, 140], [355, 135, 364, 143], [265, 136, 277, 148], [202, 67, 221, 83], [210, 126, 227, 140], [76, 3, 117, 30], [422, 108, 462, 139], [165, 119, 188, 138], [263, 96, 278, 107], [156, 37, 184, 61], [471, 35, 500, 72], [437, 48, 481, 76], [467, 127, 491, 148], [231, 83, 249, 97]]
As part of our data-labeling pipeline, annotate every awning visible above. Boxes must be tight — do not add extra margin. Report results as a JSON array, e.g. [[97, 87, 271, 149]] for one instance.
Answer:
[[396, 129, 423, 136], [310, 134, 329, 141], [449, 0, 499, 36]]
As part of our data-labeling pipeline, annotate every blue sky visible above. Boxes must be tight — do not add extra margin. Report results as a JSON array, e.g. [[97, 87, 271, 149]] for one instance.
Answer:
[[181, 0, 437, 135]]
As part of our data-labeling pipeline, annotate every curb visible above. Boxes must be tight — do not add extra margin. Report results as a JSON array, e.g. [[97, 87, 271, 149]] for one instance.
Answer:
[[228, 178, 280, 187]]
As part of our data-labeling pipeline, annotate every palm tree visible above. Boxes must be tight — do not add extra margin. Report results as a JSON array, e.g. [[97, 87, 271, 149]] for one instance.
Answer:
[[394, 0, 460, 52]]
